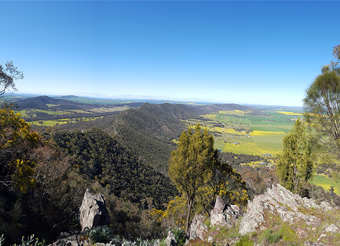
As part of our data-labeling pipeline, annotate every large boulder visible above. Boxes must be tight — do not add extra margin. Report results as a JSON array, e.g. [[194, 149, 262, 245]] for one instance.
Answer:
[[189, 214, 208, 241], [210, 195, 240, 228], [239, 184, 333, 236], [79, 189, 109, 231]]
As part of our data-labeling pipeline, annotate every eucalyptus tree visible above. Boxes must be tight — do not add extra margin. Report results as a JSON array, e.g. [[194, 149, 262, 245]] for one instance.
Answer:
[[331, 44, 340, 69], [0, 61, 23, 96], [304, 63, 340, 156], [168, 124, 219, 236], [276, 118, 314, 193]]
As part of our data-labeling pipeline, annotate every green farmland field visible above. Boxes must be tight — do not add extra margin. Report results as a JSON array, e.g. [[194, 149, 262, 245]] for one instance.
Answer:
[[29, 116, 103, 127], [30, 120, 69, 127], [310, 174, 340, 195], [185, 109, 300, 156]]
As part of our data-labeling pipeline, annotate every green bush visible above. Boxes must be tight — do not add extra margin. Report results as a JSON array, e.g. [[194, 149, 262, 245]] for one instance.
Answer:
[[110, 235, 122, 245], [235, 235, 254, 246], [165, 227, 186, 246], [88, 226, 115, 243]]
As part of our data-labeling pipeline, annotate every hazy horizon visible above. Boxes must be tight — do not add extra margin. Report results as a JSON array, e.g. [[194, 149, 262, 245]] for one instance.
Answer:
[[4, 92, 303, 108]]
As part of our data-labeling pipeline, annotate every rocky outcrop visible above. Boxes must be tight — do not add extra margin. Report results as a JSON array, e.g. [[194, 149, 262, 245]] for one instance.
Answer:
[[210, 195, 227, 227], [165, 231, 177, 246], [239, 184, 333, 236], [79, 189, 109, 231], [210, 195, 240, 228], [189, 214, 208, 241]]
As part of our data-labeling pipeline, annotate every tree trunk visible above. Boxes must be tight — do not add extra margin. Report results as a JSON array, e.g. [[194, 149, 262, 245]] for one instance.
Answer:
[[185, 198, 193, 238]]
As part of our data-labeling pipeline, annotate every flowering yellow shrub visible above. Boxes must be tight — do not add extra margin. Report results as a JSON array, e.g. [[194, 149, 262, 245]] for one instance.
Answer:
[[149, 208, 164, 222], [10, 158, 36, 194], [196, 181, 248, 215], [150, 196, 187, 227], [0, 106, 40, 193]]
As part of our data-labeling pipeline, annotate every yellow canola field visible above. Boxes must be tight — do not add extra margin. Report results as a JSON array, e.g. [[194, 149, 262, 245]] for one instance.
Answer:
[[223, 142, 260, 155], [276, 111, 302, 116], [211, 127, 247, 135], [250, 130, 286, 136], [218, 110, 249, 116]]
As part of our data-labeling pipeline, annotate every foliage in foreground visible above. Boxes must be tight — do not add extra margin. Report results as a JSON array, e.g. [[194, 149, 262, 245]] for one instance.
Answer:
[[168, 124, 248, 235], [0, 107, 174, 244], [168, 124, 219, 234]]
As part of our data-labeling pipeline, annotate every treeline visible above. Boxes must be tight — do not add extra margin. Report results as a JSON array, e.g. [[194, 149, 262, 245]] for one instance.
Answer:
[[23, 110, 120, 121], [219, 152, 262, 166]]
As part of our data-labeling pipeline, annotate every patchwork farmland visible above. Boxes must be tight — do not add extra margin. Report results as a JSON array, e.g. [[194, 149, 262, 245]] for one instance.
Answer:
[[183, 109, 301, 156]]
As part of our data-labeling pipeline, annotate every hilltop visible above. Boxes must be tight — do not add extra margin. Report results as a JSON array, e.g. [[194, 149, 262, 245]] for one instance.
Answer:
[[15, 96, 97, 110]]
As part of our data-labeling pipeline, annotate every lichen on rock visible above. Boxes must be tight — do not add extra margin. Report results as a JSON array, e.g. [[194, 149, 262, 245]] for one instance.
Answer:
[[239, 184, 333, 236]]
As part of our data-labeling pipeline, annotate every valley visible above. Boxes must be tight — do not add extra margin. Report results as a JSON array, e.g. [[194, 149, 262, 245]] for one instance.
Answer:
[[8, 95, 300, 157]]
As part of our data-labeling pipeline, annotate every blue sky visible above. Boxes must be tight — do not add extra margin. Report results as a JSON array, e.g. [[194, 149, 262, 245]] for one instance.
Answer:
[[1, 1, 339, 106]]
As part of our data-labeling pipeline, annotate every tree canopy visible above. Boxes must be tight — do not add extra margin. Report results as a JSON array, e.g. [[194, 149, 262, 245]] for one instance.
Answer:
[[331, 44, 340, 69], [304, 60, 340, 156], [276, 118, 314, 193], [0, 61, 23, 96], [168, 124, 219, 236]]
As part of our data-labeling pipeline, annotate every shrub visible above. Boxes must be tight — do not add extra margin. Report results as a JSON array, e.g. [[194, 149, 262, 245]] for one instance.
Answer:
[[165, 227, 186, 246], [0, 234, 45, 246], [235, 235, 254, 246], [88, 225, 115, 243]]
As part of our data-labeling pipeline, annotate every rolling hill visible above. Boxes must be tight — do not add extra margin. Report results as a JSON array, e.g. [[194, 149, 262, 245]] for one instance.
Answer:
[[14, 95, 265, 174], [14, 96, 96, 110], [55, 101, 262, 174]]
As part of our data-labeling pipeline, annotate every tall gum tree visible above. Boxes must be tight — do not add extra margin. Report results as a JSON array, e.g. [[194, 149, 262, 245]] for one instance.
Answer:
[[0, 61, 23, 96], [304, 46, 340, 156]]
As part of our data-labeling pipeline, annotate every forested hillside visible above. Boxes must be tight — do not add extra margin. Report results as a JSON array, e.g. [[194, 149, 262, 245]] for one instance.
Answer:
[[52, 128, 177, 208], [15, 96, 95, 110], [108, 103, 200, 174]]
